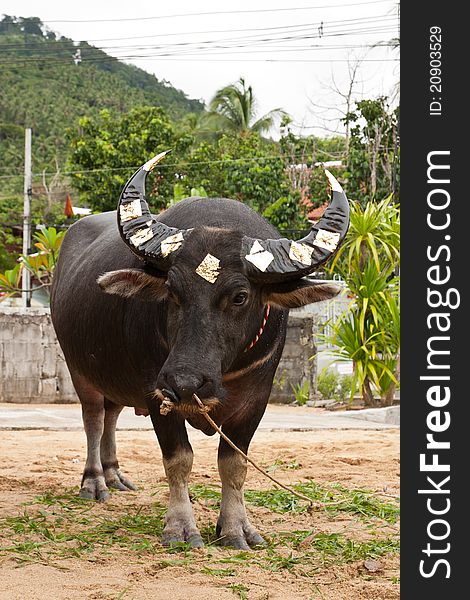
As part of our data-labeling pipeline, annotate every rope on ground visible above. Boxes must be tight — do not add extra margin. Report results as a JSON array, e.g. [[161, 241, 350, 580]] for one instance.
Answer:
[[154, 388, 316, 508], [192, 393, 317, 508]]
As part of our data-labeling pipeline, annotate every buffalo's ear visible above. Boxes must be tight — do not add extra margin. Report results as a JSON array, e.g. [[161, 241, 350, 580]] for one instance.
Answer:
[[97, 269, 168, 302], [262, 278, 341, 309]]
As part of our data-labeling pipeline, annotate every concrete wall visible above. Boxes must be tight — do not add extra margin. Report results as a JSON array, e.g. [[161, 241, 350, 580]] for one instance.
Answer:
[[0, 307, 77, 404], [270, 313, 317, 403], [0, 306, 325, 404]]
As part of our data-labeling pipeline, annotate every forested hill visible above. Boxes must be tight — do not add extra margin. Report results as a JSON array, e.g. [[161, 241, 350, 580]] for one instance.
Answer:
[[0, 16, 204, 172]]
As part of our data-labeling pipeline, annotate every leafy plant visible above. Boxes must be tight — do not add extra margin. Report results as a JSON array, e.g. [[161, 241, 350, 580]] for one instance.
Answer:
[[316, 368, 354, 403], [0, 226, 65, 302], [322, 197, 400, 406], [291, 379, 310, 405], [317, 369, 338, 400], [344, 97, 399, 204], [337, 374, 354, 403], [0, 263, 22, 300]]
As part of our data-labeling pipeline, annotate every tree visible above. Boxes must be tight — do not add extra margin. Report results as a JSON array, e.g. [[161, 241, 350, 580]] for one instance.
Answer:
[[344, 98, 400, 204], [279, 121, 346, 209], [308, 54, 366, 156], [205, 78, 287, 136], [181, 132, 307, 229], [66, 106, 193, 212]]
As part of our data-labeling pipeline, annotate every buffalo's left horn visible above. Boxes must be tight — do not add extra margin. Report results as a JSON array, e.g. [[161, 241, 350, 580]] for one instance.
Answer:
[[117, 151, 189, 269], [241, 169, 349, 281]]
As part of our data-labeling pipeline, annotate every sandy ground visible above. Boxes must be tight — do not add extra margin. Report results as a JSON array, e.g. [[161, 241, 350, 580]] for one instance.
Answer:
[[0, 427, 399, 600]]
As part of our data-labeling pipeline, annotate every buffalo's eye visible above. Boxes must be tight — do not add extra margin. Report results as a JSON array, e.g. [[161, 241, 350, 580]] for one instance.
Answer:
[[233, 291, 248, 306]]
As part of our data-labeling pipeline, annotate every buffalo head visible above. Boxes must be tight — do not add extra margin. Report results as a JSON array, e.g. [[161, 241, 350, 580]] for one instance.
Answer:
[[96, 152, 349, 406]]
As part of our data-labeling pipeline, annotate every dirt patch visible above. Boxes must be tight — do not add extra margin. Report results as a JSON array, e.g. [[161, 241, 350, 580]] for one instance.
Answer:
[[0, 427, 399, 599]]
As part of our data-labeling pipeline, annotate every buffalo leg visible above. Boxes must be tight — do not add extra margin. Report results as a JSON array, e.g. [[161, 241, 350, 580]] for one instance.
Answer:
[[149, 409, 203, 548], [72, 374, 130, 501], [100, 399, 137, 491], [76, 381, 110, 502], [216, 407, 267, 550]]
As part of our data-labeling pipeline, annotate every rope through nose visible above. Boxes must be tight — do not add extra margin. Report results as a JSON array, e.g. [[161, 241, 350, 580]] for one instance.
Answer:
[[154, 388, 324, 508]]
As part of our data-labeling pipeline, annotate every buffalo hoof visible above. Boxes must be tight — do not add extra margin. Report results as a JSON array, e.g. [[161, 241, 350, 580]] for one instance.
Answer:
[[79, 476, 110, 502], [104, 467, 137, 492], [162, 526, 204, 549], [216, 522, 266, 550], [162, 533, 204, 549]]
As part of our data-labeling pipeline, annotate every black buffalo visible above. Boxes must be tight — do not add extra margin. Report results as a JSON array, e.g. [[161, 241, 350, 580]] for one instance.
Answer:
[[51, 151, 349, 549]]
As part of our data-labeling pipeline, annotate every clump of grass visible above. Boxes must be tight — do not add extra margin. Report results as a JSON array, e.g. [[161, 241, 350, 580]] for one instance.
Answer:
[[244, 482, 399, 523], [217, 531, 398, 576], [266, 459, 301, 473], [202, 566, 236, 577], [0, 482, 398, 575], [191, 481, 399, 523], [199, 523, 218, 545], [261, 531, 399, 574], [0, 507, 166, 564], [227, 583, 249, 599], [263, 548, 303, 572], [34, 490, 91, 510], [296, 532, 399, 561], [189, 484, 221, 508]]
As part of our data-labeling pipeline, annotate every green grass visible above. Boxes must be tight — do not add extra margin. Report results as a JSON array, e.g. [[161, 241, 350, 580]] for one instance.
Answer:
[[227, 583, 250, 599], [0, 492, 166, 564], [0, 484, 399, 572], [201, 566, 236, 577], [286, 531, 399, 562], [266, 459, 301, 472], [217, 532, 399, 575], [189, 481, 399, 523], [189, 483, 222, 507], [244, 482, 399, 523]]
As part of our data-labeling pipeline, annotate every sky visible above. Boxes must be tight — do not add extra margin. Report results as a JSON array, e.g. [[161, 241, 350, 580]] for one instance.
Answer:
[[1, 0, 400, 138]]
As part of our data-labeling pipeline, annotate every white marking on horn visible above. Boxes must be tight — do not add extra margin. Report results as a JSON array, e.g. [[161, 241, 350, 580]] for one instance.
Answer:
[[160, 231, 184, 257], [119, 199, 142, 222], [142, 150, 171, 172], [129, 227, 155, 247], [312, 229, 341, 253], [195, 253, 220, 283], [289, 241, 314, 266], [250, 240, 264, 254], [324, 169, 344, 193], [245, 240, 274, 272]]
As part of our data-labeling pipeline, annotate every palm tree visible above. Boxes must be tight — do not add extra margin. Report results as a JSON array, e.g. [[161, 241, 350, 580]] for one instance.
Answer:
[[205, 78, 287, 136]]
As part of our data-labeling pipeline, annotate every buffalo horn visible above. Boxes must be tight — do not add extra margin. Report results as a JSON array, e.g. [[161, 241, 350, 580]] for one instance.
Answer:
[[117, 151, 189, 268], [241, 169, 349, 281]]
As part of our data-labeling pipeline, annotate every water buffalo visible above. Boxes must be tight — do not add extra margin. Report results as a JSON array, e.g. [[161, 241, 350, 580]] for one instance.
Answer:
[[50, 151, 349, 549]]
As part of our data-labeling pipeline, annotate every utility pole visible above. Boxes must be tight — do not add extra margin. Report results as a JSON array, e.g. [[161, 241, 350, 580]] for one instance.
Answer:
[[22, 128, 32, 308]]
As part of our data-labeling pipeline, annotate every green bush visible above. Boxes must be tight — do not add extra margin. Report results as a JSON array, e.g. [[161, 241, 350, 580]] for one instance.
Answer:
[[291, 380, 310, 406], [317, 368, 338, 400], [317, 369, 354, 403]]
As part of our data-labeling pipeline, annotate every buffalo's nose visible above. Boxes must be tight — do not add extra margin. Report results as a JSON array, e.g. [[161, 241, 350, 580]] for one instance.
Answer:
[[161, 372, 210, 401]]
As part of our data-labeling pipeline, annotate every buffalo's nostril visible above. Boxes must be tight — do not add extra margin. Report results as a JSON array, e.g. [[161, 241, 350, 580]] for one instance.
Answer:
[[161, 388, 179, 403], [162, 373, 207, 402]]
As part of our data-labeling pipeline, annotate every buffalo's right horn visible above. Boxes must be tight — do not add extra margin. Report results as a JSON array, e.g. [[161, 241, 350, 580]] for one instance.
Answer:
[[117, 151, 189, 269], [241, 169, 350, 282]]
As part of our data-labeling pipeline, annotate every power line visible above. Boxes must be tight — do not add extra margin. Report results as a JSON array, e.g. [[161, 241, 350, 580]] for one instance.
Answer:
[[0, 27, 399, 68], [0, 152, 349, 181], [0, 15, 396, 51], [40, 1, 391, 23]]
